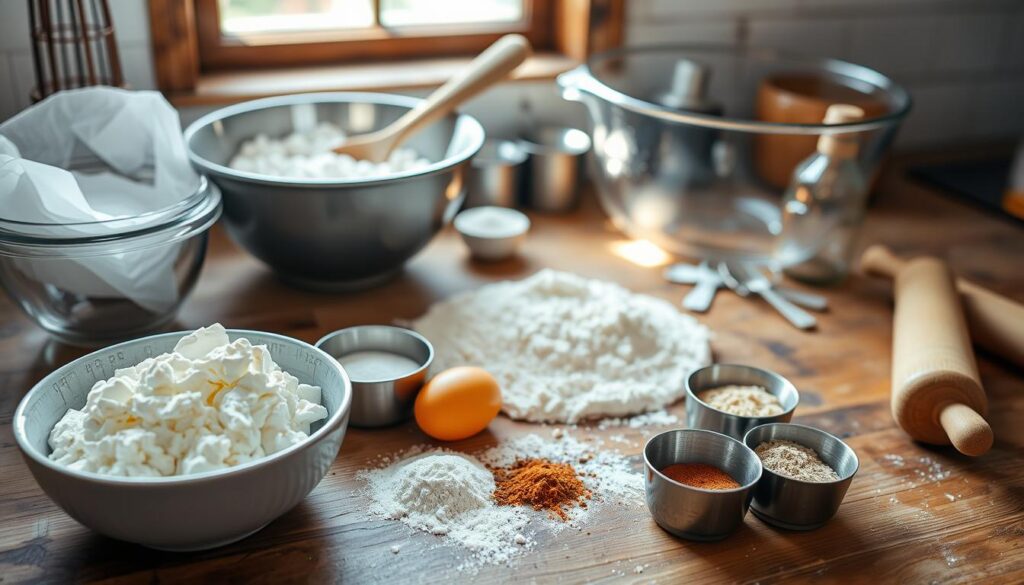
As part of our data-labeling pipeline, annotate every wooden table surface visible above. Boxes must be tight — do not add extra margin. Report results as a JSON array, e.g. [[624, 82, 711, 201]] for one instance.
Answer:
[[1, 155, 1022, 584]]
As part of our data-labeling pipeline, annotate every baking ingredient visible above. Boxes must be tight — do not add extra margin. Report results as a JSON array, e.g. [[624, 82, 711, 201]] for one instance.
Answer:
[[413, 269, 711, 423], [229, 122, 431, 179], [414, 367, 502, 441], [700, 385, 784, 417], [337, 350, 421, 381], [493, 459, 591, 520], [455, 206, 530, 238], [660, 463, 740, 490], [47, 323, 328, 477], [755, 440, 840, 482], [360, 449, 530, 567]]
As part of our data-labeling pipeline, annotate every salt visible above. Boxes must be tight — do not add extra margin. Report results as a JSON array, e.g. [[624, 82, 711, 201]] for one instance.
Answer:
[[337, 350, 421, 381]]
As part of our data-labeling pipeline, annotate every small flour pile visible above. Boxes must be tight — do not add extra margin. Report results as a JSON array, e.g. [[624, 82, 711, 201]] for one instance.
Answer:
[[413, 270, 711, 423], [360, 450, 531, 567], [360, 432, 641, 569]]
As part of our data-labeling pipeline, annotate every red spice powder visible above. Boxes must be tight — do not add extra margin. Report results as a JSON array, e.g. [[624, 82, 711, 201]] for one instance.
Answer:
[[660, 463, 740, 490], [493, 458, 591, 520]]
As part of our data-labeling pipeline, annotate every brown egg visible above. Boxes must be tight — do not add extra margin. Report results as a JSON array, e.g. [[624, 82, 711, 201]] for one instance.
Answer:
[[414, 367, 502, 441]]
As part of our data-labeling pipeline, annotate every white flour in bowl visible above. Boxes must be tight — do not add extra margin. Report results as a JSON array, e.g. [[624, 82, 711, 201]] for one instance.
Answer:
[[412, 269, 711, 423], [229, 122, 431, 179]]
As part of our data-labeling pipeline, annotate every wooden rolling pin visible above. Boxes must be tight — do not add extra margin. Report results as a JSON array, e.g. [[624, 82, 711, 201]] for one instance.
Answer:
[[862, 245, 1024, 368], [861, 249, 992, 456]]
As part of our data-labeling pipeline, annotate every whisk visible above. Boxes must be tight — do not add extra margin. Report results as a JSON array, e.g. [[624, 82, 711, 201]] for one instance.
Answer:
[[27, 0, 125, 101]]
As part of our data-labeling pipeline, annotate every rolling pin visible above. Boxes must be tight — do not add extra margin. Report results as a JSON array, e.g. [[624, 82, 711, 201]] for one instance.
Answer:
[[862, 245, 1024, 368], [861, 249, 992, 456]]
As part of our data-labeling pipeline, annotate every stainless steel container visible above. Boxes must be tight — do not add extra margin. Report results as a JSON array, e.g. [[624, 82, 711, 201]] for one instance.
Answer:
[[465, 139, 527, 208], [184, 92, 484, 291], [315, 325, 433, 428], [743, 423, 859, 530], [519, 127, 591, 213], [643, 429, 762, 541], [686, 364, 799, 439]]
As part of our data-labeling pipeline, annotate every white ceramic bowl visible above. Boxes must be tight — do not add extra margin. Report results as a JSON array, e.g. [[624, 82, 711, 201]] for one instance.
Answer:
[[13, 329, 352, 551], [454, 206, 530, 261]]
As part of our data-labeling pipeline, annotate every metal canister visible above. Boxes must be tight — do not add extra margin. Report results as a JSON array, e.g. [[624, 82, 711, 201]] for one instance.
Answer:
[[519, 127, 591, 213], [465, 139, 527, 208]]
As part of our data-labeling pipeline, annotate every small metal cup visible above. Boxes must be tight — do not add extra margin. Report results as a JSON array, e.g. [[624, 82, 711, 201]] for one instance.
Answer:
[[686, 364, 799, 440], [315, 326, 433, 428], [643, 429, 762, 541], [465, 139, 527, 209], [519, 127, 591, 213], [743, 423, 859, 530]]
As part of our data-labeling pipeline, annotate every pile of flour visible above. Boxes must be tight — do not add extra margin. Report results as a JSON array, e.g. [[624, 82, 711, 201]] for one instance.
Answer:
[[413, 270, 711, 423], [360, 450, 531, 567], [359, 432, 641, 569]]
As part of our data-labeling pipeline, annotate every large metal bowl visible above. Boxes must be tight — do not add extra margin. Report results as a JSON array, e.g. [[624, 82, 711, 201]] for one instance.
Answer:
[[184, 93, 485, 290]]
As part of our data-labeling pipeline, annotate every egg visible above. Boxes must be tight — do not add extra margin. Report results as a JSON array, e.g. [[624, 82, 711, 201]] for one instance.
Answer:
[[414, 367, 502, 441]]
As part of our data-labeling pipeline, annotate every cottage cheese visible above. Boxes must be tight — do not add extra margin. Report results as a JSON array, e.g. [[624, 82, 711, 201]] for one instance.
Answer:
[[228, 122, 431, 179], [47, 324, 328, 477]]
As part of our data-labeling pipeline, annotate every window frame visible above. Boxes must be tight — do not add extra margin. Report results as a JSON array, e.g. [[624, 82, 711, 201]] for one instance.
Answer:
[[194, 0, 554, 70], [148, 0, 624, 100]]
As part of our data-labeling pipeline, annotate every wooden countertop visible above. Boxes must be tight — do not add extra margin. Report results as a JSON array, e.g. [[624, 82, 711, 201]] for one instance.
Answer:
[[1, 154, 1022, 584]]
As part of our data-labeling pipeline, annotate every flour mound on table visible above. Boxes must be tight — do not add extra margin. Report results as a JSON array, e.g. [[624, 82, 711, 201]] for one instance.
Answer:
[[413, 269, 711, 423], [359, 449, 531, 567]]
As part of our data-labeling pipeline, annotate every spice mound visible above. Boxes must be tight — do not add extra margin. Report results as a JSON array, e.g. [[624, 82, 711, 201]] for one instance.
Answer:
[[493, 459, 591, 520], [700, 385, 783, 417], [755, 440, 840, 482], [660, 463, 740, 490]]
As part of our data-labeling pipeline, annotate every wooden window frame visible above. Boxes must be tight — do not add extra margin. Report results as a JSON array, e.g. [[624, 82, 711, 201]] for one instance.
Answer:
[[195, 0, 554, 70], [149, 0, 623, 101]]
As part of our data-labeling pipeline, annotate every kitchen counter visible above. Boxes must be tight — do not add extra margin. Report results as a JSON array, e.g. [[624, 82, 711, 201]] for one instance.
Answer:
[[1, 153, 1022, 583]]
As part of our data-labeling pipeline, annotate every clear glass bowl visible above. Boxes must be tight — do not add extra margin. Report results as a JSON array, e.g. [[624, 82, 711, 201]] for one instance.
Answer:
[[558, 45, 911, 265], [0, 178, 222, 346]]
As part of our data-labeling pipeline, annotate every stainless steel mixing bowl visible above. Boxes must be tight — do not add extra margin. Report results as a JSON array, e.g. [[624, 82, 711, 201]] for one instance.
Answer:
[[558, 45, 911, 266], [184, 93, 485, 290]]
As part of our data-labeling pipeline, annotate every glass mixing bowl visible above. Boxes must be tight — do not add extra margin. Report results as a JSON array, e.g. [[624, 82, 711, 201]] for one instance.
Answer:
[[558, 45, 911, 265], [0, 177, 222, 346]]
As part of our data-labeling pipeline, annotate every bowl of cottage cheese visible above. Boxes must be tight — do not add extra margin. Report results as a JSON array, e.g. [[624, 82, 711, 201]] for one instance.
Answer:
[[13, 324, 352, 551]]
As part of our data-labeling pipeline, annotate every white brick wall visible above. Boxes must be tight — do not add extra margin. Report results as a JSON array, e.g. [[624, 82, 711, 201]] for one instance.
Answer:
[[0, 0, 1021, 150]]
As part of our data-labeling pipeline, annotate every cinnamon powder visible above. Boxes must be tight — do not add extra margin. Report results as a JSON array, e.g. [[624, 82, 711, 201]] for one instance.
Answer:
[[493, 458, 591, 520], [660, 463, 740, 490]]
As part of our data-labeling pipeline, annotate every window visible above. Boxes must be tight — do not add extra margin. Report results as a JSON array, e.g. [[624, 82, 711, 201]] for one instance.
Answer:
[[149, 0, 624, 99], [195, 0, 552, 69]]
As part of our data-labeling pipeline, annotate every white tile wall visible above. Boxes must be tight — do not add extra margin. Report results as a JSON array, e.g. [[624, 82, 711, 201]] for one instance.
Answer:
[[1, 0, 1021, 150]]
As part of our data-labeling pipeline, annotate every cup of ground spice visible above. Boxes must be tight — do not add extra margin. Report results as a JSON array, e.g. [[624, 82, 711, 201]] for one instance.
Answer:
[[643, 429, 762, 541], [686, 364, 799, 440], [743, 423, 859, 530]]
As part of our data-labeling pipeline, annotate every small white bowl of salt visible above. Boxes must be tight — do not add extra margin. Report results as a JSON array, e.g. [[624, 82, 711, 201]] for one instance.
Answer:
[[453, 206, 530, 261]]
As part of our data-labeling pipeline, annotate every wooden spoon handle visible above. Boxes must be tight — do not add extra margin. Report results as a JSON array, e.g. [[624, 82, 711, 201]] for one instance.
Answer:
[[385, 34, 531, 152]]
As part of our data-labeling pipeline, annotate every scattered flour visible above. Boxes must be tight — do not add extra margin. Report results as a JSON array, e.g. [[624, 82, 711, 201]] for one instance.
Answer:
[[413, 270, 711, 423], [596, 409, 680, 430], [359, 449, 531, 567], [359, 432, 642, 569]]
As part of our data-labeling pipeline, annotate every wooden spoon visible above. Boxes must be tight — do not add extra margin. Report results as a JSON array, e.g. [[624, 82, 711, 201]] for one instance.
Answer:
[[333, 34, 532, 162]]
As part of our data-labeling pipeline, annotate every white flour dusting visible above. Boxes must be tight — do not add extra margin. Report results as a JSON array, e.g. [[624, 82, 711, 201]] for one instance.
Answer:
[[413, 270, 711, 423], [359, 432, 641, 569], [359, 449, 531, 567]]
